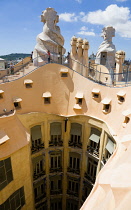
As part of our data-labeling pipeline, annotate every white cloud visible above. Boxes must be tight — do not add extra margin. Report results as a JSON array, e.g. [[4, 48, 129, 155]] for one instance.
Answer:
[[59, 13, 78, 22], [76, 0, 82, 3], [81, 4, 131, 38], [77, 31, 95, 36], [79, 12, 85, 16], [80, 26, 88, 31]]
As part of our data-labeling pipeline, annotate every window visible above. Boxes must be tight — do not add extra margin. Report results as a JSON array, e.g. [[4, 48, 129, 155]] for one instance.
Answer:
[[26, 83, 32, 88], [82, 181, 93, 201], [31, 125, 44, 153], [0, 157, 13, 190], [24, 79, 33, 88], [13, 98, 22, 109], [50, 199, 62, 210], [33, 156, 45, 180], [68, 153, 80, 174], [67, 178, 79, 197], [61, 72, 68, 77], [101, 98, 111, 113], [0, 90, 4, 99], [77, 98, 82, 105], [0, 186, 25, 210], [75, 92, 84, 105], [35, 201, 47, 210], [105, 138, 115, 160], [60, 69, 68, 77], [87, 127, 101, 156], [14, 102, 21, 109], [42, 92, 51, 104], [50, 176, 62, 195], [34, 181, 46, 203], [66, 199, 78, 210], [50, 152, 62, 172], [92, 89, 100, 99], [44, 97, 50, 104], [118, 96, 125, 103], [117, 90, 126, 103], [50, 122, 62, 146], [69, 123, 82, 148], [87, 157, 98, 183]]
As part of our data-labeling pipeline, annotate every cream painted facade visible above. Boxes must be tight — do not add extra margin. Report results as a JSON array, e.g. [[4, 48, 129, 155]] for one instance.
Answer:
[[0, 7, 131, 210]]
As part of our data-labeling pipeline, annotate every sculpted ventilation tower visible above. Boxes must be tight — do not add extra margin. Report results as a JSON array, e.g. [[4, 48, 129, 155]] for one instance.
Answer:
[[70, 36, 89, 77], [95, 26, 116, 69], [33, 8, 65, 66]]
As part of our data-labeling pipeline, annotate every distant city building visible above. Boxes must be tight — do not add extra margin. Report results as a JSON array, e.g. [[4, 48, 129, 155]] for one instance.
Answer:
[[0, 58, 5, 70]]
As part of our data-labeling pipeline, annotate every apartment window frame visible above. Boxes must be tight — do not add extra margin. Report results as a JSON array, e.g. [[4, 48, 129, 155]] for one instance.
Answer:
[[50, 152, 62, 172], [34, 180, 46, 203], [69, 123, 82, 148], [68, 153, 80, 174], [0, 157, 13, 190], [0, 186, 25, 210], [67, 177, 79, 197], [86, 157, 98, 183], [31, 125, 44, 153], [49, 122, 62, 147]]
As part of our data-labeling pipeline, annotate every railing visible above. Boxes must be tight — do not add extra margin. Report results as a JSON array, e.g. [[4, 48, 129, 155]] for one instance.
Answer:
[[0, 53, 130, 87], [68, 140, 82, 148], [35, 193, 46, 203], [84, 172, 95, 184], [49, 140, 63, 147], [50, 167, 62, 173], [33, 170, 45, 180], [67, 167, 80, 175], [31, 142, 44, 154], [67, 189, 79, 197], [50, 189, 62, 195], [87, 145, 99, 158]]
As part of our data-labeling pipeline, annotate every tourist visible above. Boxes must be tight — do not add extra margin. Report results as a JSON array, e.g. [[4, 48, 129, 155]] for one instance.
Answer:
[[10, 63, 14, 74], [31, 51, 33, 62], [47, 50, 51, 63]]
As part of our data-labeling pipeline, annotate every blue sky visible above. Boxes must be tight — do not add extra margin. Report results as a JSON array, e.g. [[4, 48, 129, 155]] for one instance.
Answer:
[[0, 0, 131, 59]]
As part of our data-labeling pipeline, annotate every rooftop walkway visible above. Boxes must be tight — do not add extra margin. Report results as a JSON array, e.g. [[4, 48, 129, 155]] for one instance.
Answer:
[[0, 55, 130, 87]]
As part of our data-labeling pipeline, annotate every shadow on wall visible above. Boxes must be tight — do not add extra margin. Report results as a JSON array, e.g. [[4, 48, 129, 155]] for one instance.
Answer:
[[61, 70, 74, 92]]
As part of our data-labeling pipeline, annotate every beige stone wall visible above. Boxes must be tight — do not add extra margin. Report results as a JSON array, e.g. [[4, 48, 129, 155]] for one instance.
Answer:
[[0, 145, 34, 210]]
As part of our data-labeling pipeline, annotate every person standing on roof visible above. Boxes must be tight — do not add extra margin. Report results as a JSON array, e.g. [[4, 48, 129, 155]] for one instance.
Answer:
[[47, 50, 51, 63]]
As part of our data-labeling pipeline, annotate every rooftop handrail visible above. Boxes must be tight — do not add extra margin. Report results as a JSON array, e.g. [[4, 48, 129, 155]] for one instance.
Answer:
[[0, 53, 130, 87]]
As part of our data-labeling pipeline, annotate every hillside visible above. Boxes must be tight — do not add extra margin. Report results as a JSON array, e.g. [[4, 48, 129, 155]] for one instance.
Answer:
[[0, 53, 30, 61]]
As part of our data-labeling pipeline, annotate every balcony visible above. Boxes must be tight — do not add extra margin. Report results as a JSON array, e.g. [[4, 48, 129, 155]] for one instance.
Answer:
[[67, 189, 79, 197], [84, 172, 95, 184], [87, 145, 99, 158], [50, 189, 62, 195], [68, 141, 82, 148], [67, 167, 80, 175], [49, 140, 63, 147], [33, 170, 45, 180], [50, 167, 62, 173], [35, 193, 46, 203], [31, 142, 44, 154]]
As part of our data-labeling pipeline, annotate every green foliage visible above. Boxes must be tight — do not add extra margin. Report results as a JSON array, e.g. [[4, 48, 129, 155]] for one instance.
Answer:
[[0, 53, 30, 61]]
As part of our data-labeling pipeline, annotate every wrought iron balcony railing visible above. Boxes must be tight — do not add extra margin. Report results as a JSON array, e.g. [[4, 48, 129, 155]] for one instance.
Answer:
[[49, 140, 63, 147], [31, 143, 44, 154], [67, 167, 80, 175], [87, 145, 99, 157], [68, 141, 82, 148], [84, 172, 95, 184], [33, 170, 45, 180]]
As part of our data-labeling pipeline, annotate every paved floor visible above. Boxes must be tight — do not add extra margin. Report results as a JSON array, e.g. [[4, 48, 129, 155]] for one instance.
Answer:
[[0, 63, 35, 83]]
